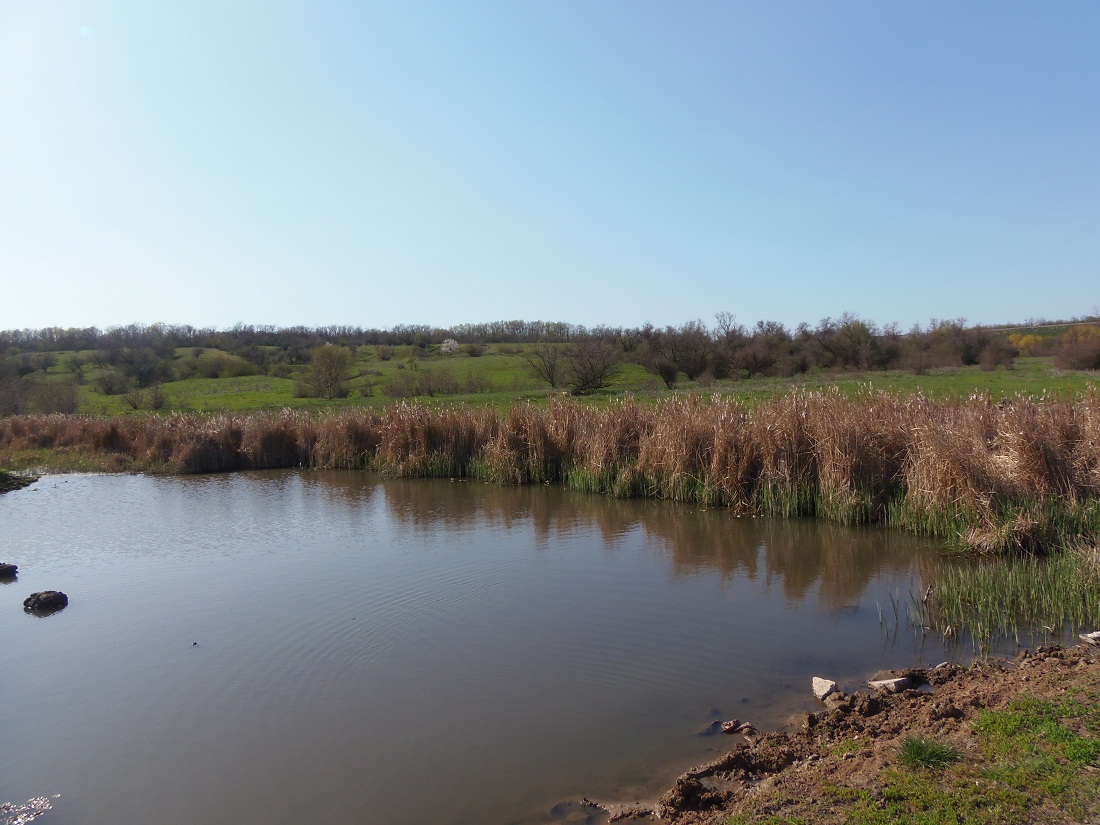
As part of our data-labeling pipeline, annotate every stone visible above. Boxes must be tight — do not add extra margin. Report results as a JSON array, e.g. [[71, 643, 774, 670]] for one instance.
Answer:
[[868, 676, 911, 694], [696, 720, 722, 736], [1079, 631, 1100, 646], [0, 562, 17, 578], [812, 677, 837, 701], [23, 590, 68, 613]]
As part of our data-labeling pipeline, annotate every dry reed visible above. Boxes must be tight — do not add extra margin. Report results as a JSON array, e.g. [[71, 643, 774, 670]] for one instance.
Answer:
[[3, 389, 1100, 554]]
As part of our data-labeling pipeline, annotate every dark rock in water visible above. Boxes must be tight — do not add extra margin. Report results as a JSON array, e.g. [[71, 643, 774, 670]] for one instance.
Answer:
[[0, 562, 17, 578], [24, 591, 68, 613], [696, 720, 723, 736]]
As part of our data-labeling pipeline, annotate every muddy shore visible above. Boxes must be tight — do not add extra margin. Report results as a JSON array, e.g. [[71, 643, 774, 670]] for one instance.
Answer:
[[582, 641, 1100, 824], [0, 470, 36, 495]]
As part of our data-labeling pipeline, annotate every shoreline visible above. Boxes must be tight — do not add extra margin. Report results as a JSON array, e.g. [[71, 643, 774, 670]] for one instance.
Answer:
[[583, 641, 1100, 823], [0, 470, 37, 494]]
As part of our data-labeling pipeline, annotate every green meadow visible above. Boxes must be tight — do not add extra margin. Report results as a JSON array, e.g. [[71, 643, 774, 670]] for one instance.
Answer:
[[36, 345, 1100, 415]]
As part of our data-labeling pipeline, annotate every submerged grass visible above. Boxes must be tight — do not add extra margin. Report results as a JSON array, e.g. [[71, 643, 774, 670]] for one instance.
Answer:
[[925, 545, 1100, 644]]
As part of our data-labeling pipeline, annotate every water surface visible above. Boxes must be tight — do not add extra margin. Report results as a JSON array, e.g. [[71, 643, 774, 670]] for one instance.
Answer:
[[2, 472, 986, 824]]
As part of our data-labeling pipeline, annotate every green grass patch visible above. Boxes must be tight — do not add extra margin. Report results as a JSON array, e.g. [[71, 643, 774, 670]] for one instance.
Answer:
[[54, 348, 1100, 416], [897, 736, 962, 770]]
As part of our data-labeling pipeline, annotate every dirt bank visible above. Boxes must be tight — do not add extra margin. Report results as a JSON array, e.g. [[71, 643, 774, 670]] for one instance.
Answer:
[[0, 470, 36, 494], [584, 641, 1100, 824]]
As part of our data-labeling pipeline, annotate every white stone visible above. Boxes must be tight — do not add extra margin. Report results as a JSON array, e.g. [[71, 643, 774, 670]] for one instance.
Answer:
[[1079, 631, 1100, 646], [868, 677, 910, 694], [812, 677, 837, 701]]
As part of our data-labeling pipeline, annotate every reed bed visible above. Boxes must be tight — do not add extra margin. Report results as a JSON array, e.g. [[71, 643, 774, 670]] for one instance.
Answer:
[[926, 544, 1100, 645], [3, 389, 1100, 555]]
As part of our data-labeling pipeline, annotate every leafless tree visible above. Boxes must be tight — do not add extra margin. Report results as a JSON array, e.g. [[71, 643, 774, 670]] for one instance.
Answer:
[[563, 340, 622, 395], [523, 343, 566, 388]]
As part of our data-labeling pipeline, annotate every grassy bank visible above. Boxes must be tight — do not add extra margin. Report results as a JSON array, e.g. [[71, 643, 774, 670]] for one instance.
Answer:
[[658, 645, 1100, 825]]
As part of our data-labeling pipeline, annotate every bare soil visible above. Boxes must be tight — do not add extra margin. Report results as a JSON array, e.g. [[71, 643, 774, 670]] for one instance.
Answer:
[[580, 642, 1100, 824]]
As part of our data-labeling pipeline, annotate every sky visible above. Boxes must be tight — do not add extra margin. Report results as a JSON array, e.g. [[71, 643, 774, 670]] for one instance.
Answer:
[[1, 1, 1097, 333]]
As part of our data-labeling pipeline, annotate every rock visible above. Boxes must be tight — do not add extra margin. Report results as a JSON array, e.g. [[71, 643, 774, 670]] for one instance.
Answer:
[[23, 590, 68, 613], [696, 720, 722, 736], [868, 676, 911, 694], [1079, 631, 1100, 646], [0, 562, 17, 578], [812, 677, 837, 701]]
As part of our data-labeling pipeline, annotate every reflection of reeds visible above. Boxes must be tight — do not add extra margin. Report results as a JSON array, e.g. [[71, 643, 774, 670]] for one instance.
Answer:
[[3, 389, 1099, 554]]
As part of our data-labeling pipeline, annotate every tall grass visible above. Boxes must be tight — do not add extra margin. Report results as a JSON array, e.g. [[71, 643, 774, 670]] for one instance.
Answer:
[[925, 544, 1100, 644], [2, 388, 1099, 555]]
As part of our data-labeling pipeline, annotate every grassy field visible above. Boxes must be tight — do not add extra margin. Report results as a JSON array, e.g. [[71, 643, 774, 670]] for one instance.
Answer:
[[38, 345, 1100, 415]]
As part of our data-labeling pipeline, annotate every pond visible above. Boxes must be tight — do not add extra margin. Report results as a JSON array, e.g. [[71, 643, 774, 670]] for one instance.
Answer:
[[0, 471, 1007, 824]]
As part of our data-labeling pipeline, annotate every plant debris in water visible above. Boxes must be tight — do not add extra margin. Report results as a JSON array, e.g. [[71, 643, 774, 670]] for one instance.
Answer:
[[0, 797, 56, 825]]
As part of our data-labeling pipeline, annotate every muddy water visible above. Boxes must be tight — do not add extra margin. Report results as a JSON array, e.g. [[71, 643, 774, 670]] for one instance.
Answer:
[[2, 472, 976, 824]]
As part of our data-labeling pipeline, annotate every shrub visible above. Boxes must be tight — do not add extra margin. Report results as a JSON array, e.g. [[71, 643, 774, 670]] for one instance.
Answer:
[[441, 338, 459, 354], [218, 357, 263, 378], [299, 345, 354, 399], [95, 372, 133, 395], [1009, 333, 1046, 356], [1055, 324, 1100, 370], [0, 376, 29, 416], [978, 339, 1017, 371], [564, 340, 622, 395]]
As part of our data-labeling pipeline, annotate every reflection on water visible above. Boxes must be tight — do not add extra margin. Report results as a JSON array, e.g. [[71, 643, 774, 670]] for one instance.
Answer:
[[1, 471, 976, 825], [376, 475, 939, 609]]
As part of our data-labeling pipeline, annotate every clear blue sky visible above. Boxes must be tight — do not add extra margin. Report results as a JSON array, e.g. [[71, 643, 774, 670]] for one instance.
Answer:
[[2, 1, 1097, 333]]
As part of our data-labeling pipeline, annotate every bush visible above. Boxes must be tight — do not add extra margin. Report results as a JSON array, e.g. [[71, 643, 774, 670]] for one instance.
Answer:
[[95, 372, 133, 395], [0, 376, 29, 416], [299, 345, 354, 399], [1055, 325, 1100, 370], [218, 357, 263, 379], [978, 340, 1017, 371], [564, 340, 622, 395]]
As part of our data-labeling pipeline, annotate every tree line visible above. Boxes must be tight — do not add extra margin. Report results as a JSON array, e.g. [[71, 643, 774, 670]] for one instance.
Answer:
[[2, 313, 1099, 413]]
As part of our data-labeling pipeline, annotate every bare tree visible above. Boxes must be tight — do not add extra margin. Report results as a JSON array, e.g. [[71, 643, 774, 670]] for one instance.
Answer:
[[523, 343, 566, 388], [563, 340, 622, 395]]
